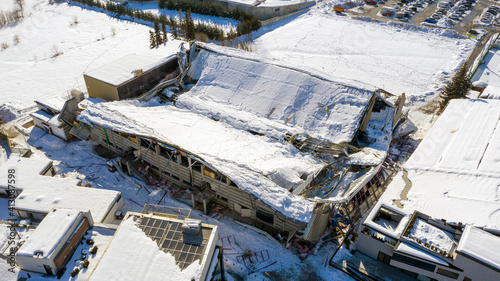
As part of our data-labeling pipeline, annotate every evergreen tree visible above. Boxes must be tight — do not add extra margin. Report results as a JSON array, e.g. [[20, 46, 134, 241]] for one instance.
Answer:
[[438, 63, 471, 114], [154, 21, 162, 47], [162, 23, 168, 43], [149, 30, 156, 49], [184, 9, 195, 41]]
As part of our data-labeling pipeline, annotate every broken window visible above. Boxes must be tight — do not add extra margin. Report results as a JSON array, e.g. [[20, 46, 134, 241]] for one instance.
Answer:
[[180, 155, 189, 167], [256, 209, 274, 225]]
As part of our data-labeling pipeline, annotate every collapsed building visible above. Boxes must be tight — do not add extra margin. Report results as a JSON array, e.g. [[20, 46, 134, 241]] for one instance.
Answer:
[[75, 43, 405, 243]]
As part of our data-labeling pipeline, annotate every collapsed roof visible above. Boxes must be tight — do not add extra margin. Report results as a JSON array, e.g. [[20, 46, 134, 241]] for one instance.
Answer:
[[79, 44, 398, 223]]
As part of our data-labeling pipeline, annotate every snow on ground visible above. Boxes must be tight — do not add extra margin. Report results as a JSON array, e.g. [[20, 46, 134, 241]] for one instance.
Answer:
[[409, 218, 455, 253], [0, 0, 181, 107], [0, 0, 18, 11], [253, 6, 475, 106]]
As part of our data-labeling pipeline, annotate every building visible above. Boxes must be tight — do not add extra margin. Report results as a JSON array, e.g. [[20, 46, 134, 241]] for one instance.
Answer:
[[31, 95, 72, 141], [0, 155, 56, 197], [77, 43, 404, 243], [380, 99, 500, 229], [195, 0, 315, 20], [16, 208, 94, 276], [88, 207, 222, 281], [0, 155, 124, 223], [357, 202, 500, 281], [83, 51, 179, 101]]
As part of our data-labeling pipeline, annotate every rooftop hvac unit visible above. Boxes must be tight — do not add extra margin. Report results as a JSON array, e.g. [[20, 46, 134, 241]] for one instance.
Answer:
[[182, 218, 201, 234]]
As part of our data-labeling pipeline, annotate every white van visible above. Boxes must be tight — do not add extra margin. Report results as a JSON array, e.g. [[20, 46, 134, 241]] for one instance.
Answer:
[[438, 1, 451, 8]]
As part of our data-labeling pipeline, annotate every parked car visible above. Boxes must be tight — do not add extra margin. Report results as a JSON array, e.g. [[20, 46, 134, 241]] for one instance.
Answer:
[[365, 0, 377, 5], [424, 18, 438, 23]]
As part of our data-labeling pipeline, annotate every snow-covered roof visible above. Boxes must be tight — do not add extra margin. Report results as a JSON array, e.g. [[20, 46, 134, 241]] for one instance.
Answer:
[[219, 0, 313, 7], [479, 85, 500, 99], [14, 176, 121, 223], [84, 51, 176, 87], [16, 208, 83, 258], [406, 99, 500, 175], [35, 96, 68, 113], [0, 155, 53, 190], [471, 48, 500, 88], [396, 242, 448, 266], [457, 225, 500, 270], [185, 44, 375, 144], [381, 99, 500, 230], [363, 201, 410, 240], [90, 216, 217, 281], [30, 110, 52, 123], [79, 100, 320, 223]]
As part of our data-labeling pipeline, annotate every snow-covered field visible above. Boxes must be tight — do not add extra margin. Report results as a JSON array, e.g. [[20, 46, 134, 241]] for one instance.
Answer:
[[254, 5, 475, 105], [0, 0, 181, 107]]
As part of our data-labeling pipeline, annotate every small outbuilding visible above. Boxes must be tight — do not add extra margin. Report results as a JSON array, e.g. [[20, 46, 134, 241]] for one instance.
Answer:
[[83, 52, 178, 101], [16, 208, 94, 276]]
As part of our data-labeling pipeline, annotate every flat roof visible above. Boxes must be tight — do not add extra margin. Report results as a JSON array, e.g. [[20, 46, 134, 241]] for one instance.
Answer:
[[31, 110, 52, 123], [396, 242, 448, 266], [457, 225, 500, 270], [471, 48, 500, 88], [15, 176, 120, 223], [89, 214, 217, 281], [405, 99, 500, 175], [84, 50, 176, 87], [0, 155, 53, 189], [380, 99, 500, 230], [35, 96, 68, 112], [363, 201, 410, 240], [16, 208, 83, 258]]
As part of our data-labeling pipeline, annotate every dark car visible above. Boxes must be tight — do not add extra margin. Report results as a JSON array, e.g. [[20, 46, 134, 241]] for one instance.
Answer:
[[424, 18, 437, 23]]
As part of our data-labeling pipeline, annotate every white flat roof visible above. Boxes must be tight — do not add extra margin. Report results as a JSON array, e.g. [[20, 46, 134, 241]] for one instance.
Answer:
[[406, 99, 500, 175], [36, 96, 68, 112], [396, 242, 448, 266], [84, 50, 176, 87], [380, 100, 500, 230], [16, 208, 82, 259], [0, 155, 53, 189], [31, 110, 52, 123], [89, 217, 213, 281], [15, 176, 120, 223], [457, 225, 500, 270]]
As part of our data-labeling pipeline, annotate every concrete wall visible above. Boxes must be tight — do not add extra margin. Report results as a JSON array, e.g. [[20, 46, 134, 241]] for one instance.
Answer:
[[356, 231, 394, 260], [84, 75, 120, 101], [454, 253, 500, 281]]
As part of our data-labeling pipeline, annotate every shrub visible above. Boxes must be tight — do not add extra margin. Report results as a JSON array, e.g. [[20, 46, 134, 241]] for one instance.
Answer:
[[1, 43, 9, 50], [86, 239, 94, 245], [13, 35, 20, 44], [82, 260, 90, 268], [70, 268, 80, 277], [90, 246, 98, 254]]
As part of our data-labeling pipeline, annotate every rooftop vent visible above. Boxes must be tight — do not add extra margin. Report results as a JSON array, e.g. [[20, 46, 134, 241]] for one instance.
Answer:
[[182, 219, 201, 235]]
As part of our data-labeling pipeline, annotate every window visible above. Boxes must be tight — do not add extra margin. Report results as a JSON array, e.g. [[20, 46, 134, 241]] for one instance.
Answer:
[[392, 253, 436, 272], [192, 163, 201, 173], [377, 251, 391, 264], [203, 167, 216, 179], [436, 268, 459, 279], [140, 138, 153, 149], [180, 155, 189, 167], [256, 209, 274, 224], [159, 146, 174, 159]]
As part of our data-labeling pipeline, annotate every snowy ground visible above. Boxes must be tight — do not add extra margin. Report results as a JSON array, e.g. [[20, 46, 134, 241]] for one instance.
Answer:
[[253, 4, 475, 106], [0, 0, 182, 107]]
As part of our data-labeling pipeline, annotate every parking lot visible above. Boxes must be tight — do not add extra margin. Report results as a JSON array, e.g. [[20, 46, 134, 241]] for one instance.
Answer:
[[347, 0, 500, 35]]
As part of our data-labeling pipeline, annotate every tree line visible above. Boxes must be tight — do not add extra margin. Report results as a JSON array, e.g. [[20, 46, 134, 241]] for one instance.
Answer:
[[70, 0, 260, 41]]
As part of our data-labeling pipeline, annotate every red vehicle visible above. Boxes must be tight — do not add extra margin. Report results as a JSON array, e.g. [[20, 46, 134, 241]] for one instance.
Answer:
[[365, 0, 377, 5]]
